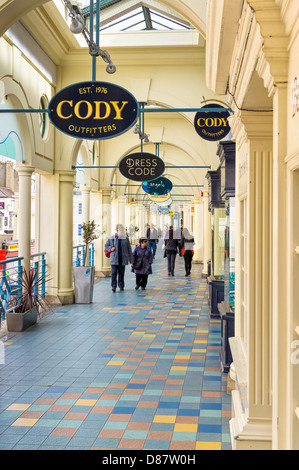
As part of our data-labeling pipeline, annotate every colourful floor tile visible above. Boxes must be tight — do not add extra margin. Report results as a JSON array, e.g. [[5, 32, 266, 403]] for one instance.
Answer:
[[0, 247, 231, 450]]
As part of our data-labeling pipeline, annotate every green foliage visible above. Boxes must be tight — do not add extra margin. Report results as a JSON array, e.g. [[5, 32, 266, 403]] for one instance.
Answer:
[[82, 220, 102, 266], [11, 268, 51, 315]]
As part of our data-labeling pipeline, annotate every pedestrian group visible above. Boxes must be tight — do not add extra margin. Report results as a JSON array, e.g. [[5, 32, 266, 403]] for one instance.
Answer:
[[104, 223, 195, 292]]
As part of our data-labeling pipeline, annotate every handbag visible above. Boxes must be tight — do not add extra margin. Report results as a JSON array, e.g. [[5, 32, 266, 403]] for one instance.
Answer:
[[105, 237, 114, 258], [182, 249, 194, 256]]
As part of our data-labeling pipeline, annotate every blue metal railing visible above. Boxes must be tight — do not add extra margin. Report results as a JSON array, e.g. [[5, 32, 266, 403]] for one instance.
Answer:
[[0, 253, 47, 320], [73, 244, 95, 267]]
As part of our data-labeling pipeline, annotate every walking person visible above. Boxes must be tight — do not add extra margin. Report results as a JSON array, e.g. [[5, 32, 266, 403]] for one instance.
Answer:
[[146, 223, 159, 258], [132, 237, 153, 290], [105, 224, 133, 292], [181, 227, 195, 276], [164, 225, 179, 276]]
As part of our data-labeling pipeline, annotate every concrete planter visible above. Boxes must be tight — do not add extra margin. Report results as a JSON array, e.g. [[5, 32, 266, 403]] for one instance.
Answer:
[[73, 266, 95, 304], [6, 306, 39, 332]]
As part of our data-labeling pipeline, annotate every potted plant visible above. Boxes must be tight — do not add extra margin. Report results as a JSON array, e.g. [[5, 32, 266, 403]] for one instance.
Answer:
[[73, 220, 102, 304], [5, 267, 51, 332]]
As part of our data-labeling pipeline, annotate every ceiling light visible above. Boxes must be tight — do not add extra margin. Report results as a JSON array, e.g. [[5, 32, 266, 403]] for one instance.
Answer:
[[70, 14, 85, 34]]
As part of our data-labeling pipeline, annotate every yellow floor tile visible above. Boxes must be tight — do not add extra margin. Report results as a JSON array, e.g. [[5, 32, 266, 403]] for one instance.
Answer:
[[12, 418, 38, 427], [174, 423, 198, 433], [74, 399, 97, 406], [6, 404, 31, 411], [153, 415, 176, 424], [196, 441, 222, 450], [171, 366, 188, 371], [108, 361, 125, 366]]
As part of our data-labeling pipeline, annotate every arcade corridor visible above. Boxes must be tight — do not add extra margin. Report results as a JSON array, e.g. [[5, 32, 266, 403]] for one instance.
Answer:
[[0, 247, 231, 450]]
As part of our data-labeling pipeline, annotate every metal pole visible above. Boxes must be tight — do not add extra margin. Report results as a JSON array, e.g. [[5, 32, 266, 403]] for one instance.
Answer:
[[141, 107, 232, 113], [72, 165, 210, 169], [90, 0, 96, 81]]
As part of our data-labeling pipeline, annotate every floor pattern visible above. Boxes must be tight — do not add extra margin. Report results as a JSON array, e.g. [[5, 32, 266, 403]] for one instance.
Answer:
[[0, 246, 231, 450]]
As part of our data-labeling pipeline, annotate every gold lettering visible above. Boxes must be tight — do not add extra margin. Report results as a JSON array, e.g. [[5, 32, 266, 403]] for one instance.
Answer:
[[74, 101, 93, 120], [57, 100, 73, 119], [94, 101, 111, 120], [110, 101, 128, 120]]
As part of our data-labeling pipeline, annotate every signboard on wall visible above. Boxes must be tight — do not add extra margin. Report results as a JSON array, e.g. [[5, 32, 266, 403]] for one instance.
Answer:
[[119, 152, 165, 182], [194, 104, 231, 141], [48, 81, 139, 140]]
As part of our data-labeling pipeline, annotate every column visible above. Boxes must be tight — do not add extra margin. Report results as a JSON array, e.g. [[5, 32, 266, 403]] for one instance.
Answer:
[[202, 190, 211, 278], [16, 165, 35, 274], [81, 186, 91, 265], [230, 112, 273, 450], [117, 195, 126, 228], [193, 198, 203, 264], [57, 170, 75, 304], [81, 185, 91, 223], [100, 188, 112, 277]]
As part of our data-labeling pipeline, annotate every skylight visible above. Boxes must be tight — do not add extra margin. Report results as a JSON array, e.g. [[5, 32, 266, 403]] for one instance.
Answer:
[[80, 0, 193, 32]]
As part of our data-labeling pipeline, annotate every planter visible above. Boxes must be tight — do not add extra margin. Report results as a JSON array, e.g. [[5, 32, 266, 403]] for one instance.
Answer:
[[6, 306, 38, 332], [73, 266, 95, 304]]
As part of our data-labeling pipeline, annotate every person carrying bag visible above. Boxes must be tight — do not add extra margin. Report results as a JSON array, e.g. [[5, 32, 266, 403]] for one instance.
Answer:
[[181, 227, 195, 277], [132, 237, 153, 290]]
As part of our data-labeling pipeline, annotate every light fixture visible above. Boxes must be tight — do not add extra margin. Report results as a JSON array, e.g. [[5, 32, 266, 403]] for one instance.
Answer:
[[132, 124, 149, 142], [64, 0, 116, 74], [70, 13, 85, 34]]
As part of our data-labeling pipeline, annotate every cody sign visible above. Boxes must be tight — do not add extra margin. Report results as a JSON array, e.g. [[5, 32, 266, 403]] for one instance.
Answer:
[[194, 104, 231, 141], [48, 81, 138, 140]]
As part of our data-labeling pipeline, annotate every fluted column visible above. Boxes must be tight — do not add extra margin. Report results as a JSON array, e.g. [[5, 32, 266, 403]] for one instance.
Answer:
[[193, 198, 203, 263], [16, 165, 35, 274], [202, 190, 211, 278]]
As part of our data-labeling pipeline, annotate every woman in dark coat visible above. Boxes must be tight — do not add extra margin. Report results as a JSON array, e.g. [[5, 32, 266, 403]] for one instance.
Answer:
[[132, 237, 153, 290], [181, 227, 195, 276], [164, 225, 179, 276]]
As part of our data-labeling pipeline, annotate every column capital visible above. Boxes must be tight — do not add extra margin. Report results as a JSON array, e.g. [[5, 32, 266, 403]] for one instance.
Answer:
[[56, 169, 76, 183], [15, 164, 35, 176]]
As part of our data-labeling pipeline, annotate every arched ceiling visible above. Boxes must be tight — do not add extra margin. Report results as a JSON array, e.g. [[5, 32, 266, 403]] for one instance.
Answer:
[[0, 0, 206, 38]]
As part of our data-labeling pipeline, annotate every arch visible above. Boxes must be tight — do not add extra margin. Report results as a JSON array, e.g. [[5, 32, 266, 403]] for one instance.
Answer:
[[1, 77, 35, 166]]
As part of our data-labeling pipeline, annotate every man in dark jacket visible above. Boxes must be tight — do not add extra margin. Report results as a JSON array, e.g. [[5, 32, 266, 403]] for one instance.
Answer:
[[146, 223, 159, 258], [105, 224, 133, 292]]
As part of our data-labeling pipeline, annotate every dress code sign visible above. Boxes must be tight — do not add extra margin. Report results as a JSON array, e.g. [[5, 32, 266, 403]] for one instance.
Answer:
[[119, 152, 165, 182], [48, 81, 139, 140]]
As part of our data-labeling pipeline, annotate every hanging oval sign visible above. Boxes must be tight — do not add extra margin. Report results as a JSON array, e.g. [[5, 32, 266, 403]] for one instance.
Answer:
[[194, 103, 231, 141], [147, 193, 171, 203], [142, 177, 172, 195], [156, 197, 173, 207], [158, 206, 170, 215], [48, 81, 139, 140], [119, 152, 165, 182]]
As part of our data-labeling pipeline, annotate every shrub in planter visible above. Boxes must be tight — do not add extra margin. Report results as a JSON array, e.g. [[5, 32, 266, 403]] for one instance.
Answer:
[[6, 267, 51, 332]]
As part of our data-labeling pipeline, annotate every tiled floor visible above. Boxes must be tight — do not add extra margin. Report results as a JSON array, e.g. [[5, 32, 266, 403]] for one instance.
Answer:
[[0, 246, 232, 450]]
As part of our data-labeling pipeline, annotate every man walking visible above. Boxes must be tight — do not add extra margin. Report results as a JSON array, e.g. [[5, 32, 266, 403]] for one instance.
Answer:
[[105, 224, 133, 292], [146, 223, 159, 258]]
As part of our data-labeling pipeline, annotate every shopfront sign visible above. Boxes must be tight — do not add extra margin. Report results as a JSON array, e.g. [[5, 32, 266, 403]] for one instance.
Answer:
[[142, 177, 172, 195], [119, 152, 165, 182], [194, 104, 231, 141], [48, 81, 139, 140]]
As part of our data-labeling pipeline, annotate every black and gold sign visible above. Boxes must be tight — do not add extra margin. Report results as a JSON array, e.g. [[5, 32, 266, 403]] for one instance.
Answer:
[[194, 104, 231, 141], [48, 81, 139, 140], [119, 152, 165, 182]]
